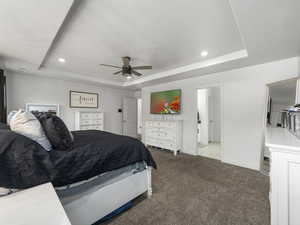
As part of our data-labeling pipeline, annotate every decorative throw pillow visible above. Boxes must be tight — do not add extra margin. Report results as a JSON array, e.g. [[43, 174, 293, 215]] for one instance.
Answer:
[[9, 110, 52, 151], [34, 113, 73, 150]]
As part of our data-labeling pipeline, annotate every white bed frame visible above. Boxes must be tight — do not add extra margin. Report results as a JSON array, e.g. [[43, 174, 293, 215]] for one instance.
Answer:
[[61, 167, 152, 225]]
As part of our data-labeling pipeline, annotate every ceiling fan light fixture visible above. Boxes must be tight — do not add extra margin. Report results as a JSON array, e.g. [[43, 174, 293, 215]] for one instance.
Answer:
[[201, 51, 208, 57], [58, 57, 66, 63], [99, 56, 152, 78]]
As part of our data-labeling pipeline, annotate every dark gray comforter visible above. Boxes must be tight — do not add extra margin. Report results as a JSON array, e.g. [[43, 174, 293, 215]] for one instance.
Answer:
[[0, 129, 157, 189]]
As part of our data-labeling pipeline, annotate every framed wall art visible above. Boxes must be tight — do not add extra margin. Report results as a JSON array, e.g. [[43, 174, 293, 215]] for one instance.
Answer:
[[69, 91, 99, 108]]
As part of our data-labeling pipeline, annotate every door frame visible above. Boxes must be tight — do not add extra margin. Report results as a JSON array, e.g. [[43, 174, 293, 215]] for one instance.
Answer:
[[261, 77, 299, 171], [195, 84, 224, 160], [260, 85, 270, 172], [137, 98, 142, 136]]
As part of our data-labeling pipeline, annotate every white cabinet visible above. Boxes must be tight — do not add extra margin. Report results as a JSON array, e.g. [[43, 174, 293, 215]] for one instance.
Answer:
[[265, 127, 300, 225], [75, 111, 104, 131], [145, 120, 182, 156]]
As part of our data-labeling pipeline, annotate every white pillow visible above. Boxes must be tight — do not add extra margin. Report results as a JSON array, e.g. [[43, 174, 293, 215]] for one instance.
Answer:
[[7, 110, 17, 124], [10, 110, 52, 151]]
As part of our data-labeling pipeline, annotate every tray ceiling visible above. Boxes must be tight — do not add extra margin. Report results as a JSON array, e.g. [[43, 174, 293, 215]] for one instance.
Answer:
[[1, 0, 300, 88]]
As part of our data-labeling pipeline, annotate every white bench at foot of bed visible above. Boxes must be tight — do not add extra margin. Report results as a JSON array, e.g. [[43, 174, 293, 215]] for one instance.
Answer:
[[62, 167, 152, 225], [0, 183, 71, 225]]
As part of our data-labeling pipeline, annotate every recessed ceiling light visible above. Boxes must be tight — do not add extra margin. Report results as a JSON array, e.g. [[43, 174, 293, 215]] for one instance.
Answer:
[[126, 75, 132, 79], [201, 51, 208, 57], [58, 58, 66, 63]]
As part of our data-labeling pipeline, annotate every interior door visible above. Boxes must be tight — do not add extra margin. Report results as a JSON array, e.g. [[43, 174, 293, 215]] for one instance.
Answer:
[[208, 94, 214, 142], [122, 97, 138, 138], [208, 88, 221, 143], [197, 89, 209, 146], [137, 98, 142, 135]]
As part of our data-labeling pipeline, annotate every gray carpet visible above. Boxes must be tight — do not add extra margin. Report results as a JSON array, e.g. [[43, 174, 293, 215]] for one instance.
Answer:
[[105, 149, 270, 225]]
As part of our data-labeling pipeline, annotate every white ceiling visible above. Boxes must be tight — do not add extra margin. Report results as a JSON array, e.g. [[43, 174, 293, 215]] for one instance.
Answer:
[[0, 0, 73, 68], [0, 0, 300, 88]]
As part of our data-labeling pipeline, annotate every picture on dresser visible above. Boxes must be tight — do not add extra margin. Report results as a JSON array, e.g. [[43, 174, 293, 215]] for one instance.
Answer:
[[70, 91, 99, 108], [151, 89, 181, 114]]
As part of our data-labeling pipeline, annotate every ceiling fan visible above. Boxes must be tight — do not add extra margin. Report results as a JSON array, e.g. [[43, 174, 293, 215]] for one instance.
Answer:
[[100, 56, 152, 79]]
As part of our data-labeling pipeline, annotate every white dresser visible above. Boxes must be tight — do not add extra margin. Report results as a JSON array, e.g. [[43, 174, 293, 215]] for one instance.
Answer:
[[265, 127, 300, 225], [145, 120, 182, 156], [75, 111, 104, 131]]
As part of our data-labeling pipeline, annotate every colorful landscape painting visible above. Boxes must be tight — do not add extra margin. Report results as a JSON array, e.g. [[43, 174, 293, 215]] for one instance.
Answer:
[[151, 89, 181, 114]]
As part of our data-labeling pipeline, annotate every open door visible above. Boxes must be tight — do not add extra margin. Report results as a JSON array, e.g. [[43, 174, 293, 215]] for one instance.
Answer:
[[208, 87, 221, 143], [197, 89, 209, 146], [122, 97, 138, 138], [197, 87, 222, 160]]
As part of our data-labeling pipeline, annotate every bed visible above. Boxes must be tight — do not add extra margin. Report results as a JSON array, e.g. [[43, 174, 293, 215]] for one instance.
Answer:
[[0, 128, 157, 225], [58, 163, 152, 225]]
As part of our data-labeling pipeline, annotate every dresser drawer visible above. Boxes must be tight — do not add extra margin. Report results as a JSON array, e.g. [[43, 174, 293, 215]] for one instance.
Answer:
[[144, 120, 181, 154], [80, 125, 103, 130], [94, 113, 103, 119], [80, 112, 103, 119], [145, 138, 156, 146], [91, 125, 103, 130], [80, 113, 93, 120], [94, 119, 103, 124], [76, 112, 104, 131], [162, 142, 175, 149], [80, 119, 94, 125], [80, 125, 94, 130]]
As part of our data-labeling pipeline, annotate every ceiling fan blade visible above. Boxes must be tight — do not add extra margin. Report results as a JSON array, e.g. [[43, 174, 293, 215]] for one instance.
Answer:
[[132, 70, 143, 76], [132, 65, 152, 70], [99, 64, 121, 69], [122, 57, 131, 66], [113, 70, 123, 75]]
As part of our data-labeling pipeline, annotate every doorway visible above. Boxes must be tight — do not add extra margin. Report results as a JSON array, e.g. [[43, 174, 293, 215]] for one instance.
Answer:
[[197, 86, 222, 160], [122, 97, 138, 138], [137, 98, 142, 139], [262, 78, 298, 174]]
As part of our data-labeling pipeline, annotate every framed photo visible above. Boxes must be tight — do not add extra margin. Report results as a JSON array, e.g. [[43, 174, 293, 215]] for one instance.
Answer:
[[69, 91, 99, 108]]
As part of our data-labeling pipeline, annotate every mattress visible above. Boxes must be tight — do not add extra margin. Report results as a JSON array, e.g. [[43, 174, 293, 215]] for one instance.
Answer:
[[57, 162, 146, 205]]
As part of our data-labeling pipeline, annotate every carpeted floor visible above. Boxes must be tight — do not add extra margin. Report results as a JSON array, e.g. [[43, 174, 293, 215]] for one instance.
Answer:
[[104, 149, 270, 225]]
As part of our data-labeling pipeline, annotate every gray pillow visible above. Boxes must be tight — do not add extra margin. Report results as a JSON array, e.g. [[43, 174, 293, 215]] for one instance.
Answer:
[[9, 110, 52, 151]]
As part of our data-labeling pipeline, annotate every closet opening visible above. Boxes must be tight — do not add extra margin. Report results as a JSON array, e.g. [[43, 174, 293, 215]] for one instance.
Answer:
[[262, 78, 298, 174]]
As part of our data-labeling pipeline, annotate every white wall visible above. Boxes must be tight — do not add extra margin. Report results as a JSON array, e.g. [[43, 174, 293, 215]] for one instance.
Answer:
[[142, 57, 299, 170], [6, 72, 135, 134]]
